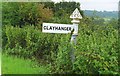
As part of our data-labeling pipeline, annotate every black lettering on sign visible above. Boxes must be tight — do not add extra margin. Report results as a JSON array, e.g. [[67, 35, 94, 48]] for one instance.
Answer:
[[74, 14, 76, 17], [61, 27, 65, 30], [55, 26, 58, 30], [49, 26, 52, 30], [53, 26, 55, 30], [44, 26, 47, 30], [64, 27, 66, 30], [68, 27, 71, 31], [58, 27, 60, 30]]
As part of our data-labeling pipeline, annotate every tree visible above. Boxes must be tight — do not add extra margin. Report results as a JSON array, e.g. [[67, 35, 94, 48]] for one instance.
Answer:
[[2, 2, 53, 27], [54, 2, 83, 17]]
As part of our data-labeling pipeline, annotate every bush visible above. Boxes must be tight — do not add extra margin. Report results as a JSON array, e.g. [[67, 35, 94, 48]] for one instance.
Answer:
[[73, 24, 118, 74], [50, 34, 73, 74], [2, 25, 60, 60]]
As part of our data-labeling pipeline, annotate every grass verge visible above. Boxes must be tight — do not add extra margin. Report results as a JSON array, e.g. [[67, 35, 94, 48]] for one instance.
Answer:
[[2, 53, 50, 74]]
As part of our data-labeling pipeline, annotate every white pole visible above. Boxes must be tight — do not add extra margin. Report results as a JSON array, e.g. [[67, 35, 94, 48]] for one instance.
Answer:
[[70, 21, 79, 63], [70, 35, 77, 63], [70, 8, 82, 63]]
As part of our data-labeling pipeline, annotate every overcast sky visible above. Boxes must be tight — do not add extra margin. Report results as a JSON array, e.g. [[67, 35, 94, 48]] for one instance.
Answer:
[[52, 0, 119, 11]]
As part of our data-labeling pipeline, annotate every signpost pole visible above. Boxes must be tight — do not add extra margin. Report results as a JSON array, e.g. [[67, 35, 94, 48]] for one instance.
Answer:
[[70, 8, 82, 63], [70, 23, 78, 63]]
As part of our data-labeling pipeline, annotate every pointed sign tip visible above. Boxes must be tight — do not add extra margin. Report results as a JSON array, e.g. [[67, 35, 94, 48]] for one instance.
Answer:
[[70, 8, 82, 19]]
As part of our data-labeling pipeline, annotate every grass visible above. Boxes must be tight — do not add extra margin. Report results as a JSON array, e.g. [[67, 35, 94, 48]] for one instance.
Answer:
[[2, 53, 50, 74]]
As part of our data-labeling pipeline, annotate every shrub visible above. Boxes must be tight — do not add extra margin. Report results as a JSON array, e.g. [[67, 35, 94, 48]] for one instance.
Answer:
[[2, 25, 60, 60], [73, 24, 118, 74], [50, 34, 73, 74]]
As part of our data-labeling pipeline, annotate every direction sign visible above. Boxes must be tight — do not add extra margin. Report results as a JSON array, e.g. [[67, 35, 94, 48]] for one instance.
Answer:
[[70, 8, 82, 19], [42, 23, 74, 34]]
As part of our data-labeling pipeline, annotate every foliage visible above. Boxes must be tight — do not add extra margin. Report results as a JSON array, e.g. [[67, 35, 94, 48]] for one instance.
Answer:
[[2, 25, 60, 60], [41, 2, 83, 17], [54, 2, 83, 17], [73, 21, 118, 74], [2, 2, 83, 26], [50, 35, 73, 74], [41, 2, 83, 24], [53, 2, 83, 24], [2, 2, 53, 27]]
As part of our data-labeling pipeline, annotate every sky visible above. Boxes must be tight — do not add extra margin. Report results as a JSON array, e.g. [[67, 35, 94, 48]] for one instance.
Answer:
[[52, 0, 119, 11]]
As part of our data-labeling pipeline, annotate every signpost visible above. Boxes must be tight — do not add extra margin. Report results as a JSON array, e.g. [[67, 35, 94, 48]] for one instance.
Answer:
[[42, 8, 82, 63], [70, 8, 82, 63]]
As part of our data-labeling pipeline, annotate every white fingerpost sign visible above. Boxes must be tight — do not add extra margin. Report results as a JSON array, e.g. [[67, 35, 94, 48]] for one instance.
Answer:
[[42, 23, 74, 34], [42, 8, 82, 63], [70, 8, 82, 63]]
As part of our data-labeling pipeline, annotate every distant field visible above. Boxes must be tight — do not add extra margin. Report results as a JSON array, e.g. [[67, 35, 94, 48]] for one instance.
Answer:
[[2, 53, 50, 74]]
